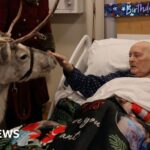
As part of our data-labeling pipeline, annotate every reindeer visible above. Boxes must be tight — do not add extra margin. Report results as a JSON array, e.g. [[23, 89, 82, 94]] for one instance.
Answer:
[[0, 0, 60, 124]]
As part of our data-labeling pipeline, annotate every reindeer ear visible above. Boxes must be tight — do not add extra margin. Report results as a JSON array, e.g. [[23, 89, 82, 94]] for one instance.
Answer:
[[0, 43, 11, 64]]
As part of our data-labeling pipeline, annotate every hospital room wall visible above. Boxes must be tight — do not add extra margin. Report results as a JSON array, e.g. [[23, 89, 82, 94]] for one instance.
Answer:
[[116, 0, 150, 39]]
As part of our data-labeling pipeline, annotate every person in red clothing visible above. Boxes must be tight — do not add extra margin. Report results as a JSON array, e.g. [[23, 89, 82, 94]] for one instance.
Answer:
[[0, 0, 55, 129]]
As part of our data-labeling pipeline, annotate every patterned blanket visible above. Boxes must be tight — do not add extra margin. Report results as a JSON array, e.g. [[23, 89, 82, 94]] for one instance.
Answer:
[[1, 98, 150, 150], [49, 98, 150, 150]]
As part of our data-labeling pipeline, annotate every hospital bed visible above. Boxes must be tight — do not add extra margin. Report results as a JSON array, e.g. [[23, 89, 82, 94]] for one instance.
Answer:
[[44, 35, 150, 150], [48, 35, 141, 118], [8, 35, 150, 150]]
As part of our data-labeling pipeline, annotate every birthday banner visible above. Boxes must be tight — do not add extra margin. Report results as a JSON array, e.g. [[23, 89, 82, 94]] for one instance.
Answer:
[[105, 2, 150, 17]]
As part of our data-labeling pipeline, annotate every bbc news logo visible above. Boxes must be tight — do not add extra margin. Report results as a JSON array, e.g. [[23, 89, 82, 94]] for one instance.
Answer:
[[0, 129, 19, 138]]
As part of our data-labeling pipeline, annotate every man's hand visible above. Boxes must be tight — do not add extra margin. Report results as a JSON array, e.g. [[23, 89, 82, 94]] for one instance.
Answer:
[[48, 51, 74, 72]]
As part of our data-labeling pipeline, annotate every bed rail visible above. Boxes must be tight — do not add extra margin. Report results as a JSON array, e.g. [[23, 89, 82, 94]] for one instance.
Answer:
[[47, 35, 91, 119], [57, 35, 91, 89]]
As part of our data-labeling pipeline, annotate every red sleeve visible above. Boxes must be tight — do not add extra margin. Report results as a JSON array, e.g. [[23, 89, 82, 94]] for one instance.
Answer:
[[0, 0, 8, 31]]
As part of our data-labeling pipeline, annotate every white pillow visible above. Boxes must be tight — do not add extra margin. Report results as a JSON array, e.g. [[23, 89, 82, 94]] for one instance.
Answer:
[[85, 38, 138, 76]]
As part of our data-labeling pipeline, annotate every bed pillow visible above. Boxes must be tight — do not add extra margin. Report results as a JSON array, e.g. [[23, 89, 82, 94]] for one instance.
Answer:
[[84, 38, 138, 76]]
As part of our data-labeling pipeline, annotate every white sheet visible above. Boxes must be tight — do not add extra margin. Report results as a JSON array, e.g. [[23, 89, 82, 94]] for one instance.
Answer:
[[86, 77, 150, 111], [54, 86, 85, 105]]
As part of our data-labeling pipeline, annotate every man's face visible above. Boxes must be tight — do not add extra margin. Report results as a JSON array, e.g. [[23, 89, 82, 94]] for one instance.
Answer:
[[129, 42, 150, 77]]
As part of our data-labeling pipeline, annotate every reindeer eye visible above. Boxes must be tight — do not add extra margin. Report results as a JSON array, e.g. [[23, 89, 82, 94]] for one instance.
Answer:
[[20, 54, 28, 60], [16, 49, 29, 62]]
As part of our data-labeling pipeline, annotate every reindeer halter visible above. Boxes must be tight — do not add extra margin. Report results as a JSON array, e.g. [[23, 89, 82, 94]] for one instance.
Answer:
[[19, 48, 34, 81]]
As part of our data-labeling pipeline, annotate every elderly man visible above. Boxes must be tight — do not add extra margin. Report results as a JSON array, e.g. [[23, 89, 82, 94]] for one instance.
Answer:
[[129, 41, 150, 77], [51, 41, 150, 98]]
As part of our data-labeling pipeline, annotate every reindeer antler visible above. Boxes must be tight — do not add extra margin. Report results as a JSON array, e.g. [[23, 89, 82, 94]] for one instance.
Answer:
[[0, 0, 59, 44], [0, 0, 23, 44], [12, 0, 60, 44], [7, 0, 23, 37]]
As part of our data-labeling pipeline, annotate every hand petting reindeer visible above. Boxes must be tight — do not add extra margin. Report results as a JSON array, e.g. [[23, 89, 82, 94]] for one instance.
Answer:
[[0, 0, 60, 127]]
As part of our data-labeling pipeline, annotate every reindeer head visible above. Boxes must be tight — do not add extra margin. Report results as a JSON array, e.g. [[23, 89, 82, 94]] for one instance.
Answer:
[[0, 43, 57, 84]]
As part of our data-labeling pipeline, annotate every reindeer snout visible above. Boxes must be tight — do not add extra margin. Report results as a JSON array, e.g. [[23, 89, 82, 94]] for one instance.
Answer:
[[48, 55, 57, 69], [47, 51, 57, 65], [52, 56, 57, 65]]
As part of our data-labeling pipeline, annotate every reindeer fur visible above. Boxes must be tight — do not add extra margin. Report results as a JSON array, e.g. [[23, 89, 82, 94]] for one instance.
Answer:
[[0, 42, 56, 123]]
